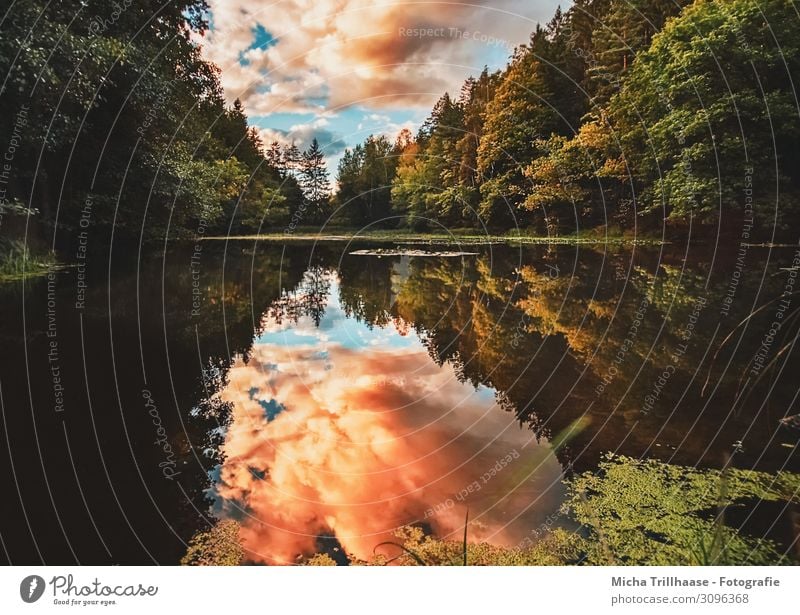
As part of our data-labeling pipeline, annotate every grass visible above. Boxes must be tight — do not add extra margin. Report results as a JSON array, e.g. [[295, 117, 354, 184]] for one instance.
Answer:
[[200, 226, 666, 246], [0, 240, 60, 282], [374, 510, 472, 566]]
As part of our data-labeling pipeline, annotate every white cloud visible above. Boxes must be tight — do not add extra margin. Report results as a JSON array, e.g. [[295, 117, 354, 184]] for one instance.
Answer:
[[200, 0, 563, 117], [258, 119, 347, 155]]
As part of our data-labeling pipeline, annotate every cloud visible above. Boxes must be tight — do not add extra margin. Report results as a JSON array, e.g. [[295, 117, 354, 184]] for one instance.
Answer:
[[376, 119, 417, 143], [212, 298, 564, 564], [356, 114, 416, 142], [200, 0, 562, 117], [258, 117, 347, 155]]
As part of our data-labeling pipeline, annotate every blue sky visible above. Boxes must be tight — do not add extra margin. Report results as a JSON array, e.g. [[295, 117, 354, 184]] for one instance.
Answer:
[[200, 0, 564, 173], [257, 277, 419, 352]]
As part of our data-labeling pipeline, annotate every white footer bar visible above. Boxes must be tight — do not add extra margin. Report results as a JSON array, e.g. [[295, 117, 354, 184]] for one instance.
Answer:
[[0, 566, 793, 613]]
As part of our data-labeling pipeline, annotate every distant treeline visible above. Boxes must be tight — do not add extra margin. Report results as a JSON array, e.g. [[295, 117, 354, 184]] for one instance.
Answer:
[[335, 0, 800, 238]]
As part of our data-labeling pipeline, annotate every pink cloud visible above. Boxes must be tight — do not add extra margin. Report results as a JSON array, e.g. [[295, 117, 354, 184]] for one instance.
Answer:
[[200, 0, 562, 116], [215, 337, 564, 564]]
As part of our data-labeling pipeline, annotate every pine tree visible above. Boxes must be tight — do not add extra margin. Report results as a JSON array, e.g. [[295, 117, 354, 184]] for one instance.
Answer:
[[587, 0, 690, 107], [299, 138, 331, 223], [266, 141, 285, 176], [285, 142, 302, 176], [456, 67, 500, 187]]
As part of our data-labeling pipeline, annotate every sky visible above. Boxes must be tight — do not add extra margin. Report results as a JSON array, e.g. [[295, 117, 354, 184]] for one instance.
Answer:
[[210, 275, 565, 563], [199, 0, 564, 172]]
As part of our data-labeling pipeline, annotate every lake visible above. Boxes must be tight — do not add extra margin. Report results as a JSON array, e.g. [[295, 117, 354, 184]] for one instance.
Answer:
[[1, 239, 798, 564]]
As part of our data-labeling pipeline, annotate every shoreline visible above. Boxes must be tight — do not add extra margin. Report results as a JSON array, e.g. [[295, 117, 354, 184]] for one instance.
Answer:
[[198, 231, 668, 246]]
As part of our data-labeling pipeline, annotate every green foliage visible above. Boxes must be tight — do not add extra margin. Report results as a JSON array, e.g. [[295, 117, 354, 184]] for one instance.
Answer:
[[384, 72, 507, 229], [335, 135, 399, 226], [281, 445, 800, 567], [565, 455, 800, 565], [609, 0, 800, 227], [524, 120, 629, 232], [476, 12, 588, 228], [0, 1, 296, 241], [585, 0, 690, 107], [5, 0, 800, 245], [357, 0, 800, 238], [476, 42, 555, 226], [369, 525, 584, 566], [391, 92, 473, 228], [180, 520, 245, 566], [298, 138, 332, 223], [299, 455, 799, 566]]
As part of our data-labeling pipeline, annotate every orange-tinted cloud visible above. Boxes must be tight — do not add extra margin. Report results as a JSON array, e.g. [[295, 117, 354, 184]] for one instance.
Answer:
[[214, 333, 565, 564], [200, 0, 562, 115]]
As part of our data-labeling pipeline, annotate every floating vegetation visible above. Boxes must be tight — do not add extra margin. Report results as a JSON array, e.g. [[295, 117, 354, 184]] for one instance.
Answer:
[[349, 248, 478, 257]]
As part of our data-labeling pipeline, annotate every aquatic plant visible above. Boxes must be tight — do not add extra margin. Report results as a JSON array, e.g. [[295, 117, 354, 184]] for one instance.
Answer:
[[0, 240, 57, 281], [180, 520, 244, 566]]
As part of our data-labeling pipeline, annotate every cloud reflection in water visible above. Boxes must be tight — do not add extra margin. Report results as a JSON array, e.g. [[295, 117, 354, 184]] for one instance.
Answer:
[[211, 277, 564, 564]]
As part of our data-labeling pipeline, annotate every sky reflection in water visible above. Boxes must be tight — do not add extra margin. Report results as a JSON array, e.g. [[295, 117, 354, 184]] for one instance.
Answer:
[[210, 273, 563, 564]]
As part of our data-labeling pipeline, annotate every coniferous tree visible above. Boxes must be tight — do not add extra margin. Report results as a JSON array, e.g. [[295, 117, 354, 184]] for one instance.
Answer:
[[587, 0, 690, 107], [285, 142, 302, 176], [299, 138, 331, 223], [266, 141, 286, 176]]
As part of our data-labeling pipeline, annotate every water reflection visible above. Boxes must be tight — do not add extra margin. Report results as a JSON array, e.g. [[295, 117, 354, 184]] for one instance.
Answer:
[[204, 243, 800, 563], [1, 241, 797, 564], [212, 271, 563, 564]]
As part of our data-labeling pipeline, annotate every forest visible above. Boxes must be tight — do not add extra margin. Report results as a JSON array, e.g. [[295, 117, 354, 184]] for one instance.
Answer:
[[1, 0, 799, 276], [336, 0, 800, 237], [0, 0, 329, 275]]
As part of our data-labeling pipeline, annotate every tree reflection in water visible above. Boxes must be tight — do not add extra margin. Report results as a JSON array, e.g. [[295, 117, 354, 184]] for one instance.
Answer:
[[1, 241, 797, 564]]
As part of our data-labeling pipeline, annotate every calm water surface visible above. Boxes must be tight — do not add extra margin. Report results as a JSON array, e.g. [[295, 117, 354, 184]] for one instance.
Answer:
[[1, 241, 798, 563]]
